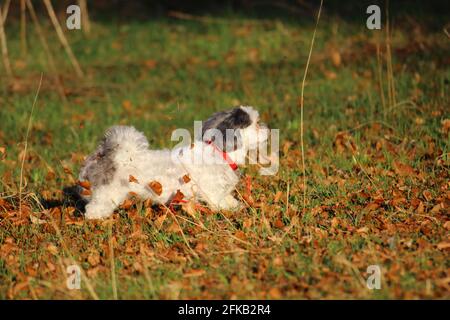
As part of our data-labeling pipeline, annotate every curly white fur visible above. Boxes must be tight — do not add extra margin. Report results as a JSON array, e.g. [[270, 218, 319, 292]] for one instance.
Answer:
[[78, 106, 268, 219]]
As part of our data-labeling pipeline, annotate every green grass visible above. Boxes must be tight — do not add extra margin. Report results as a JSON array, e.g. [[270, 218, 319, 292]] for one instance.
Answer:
[[0, 6, 449, 299]]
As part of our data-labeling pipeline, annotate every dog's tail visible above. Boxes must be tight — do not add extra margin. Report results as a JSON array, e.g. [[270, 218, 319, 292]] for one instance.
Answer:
[[104, 125, 149, 155], [79, 126, 148, 188]]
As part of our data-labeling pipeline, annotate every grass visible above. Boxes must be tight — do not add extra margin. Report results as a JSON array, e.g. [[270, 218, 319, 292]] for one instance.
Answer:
[[0, 4, 449, 299]]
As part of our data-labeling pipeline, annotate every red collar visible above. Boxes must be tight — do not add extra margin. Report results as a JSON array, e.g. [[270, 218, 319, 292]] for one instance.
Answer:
[[206, 141, 238, 171]]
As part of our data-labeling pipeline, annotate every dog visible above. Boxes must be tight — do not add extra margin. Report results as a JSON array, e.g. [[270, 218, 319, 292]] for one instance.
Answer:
[[77, 106, 269, 219]]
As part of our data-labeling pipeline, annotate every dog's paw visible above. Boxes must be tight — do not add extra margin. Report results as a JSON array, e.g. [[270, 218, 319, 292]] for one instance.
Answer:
[[217, 195, 243, 211], [84, 203, 113, 220]]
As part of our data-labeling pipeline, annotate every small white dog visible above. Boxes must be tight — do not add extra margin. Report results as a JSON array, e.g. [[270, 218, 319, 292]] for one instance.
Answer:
[[77, 106, 269, 219]]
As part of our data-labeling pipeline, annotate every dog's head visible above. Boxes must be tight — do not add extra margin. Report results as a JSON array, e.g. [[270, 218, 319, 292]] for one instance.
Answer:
[[201, 106, 269, 153]]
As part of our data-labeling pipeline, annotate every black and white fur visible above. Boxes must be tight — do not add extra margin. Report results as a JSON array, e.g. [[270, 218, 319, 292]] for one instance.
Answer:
[[77, 106, 269, 219]]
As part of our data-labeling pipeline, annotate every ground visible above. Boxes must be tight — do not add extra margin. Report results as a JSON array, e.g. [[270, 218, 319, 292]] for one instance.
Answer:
[[0, 3, 449, 299]]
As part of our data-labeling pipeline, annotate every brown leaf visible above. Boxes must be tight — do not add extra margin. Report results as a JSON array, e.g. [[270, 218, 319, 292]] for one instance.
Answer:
[[81, 189, 92, 196], [243, 217, 252, 229], [183, 269, 205, 278], [416, 201, 425, 214], [441, 119, 450, 134], [268, 287, 282, 299], [274, 219, 284, 229], [46, 170, 56, 181], [129, 175, 139, 183], [77, 180, 91, 189], [423, 190, 432, 202], [393, 161, 415, 176], [330, 49, 341, 67], [364, 202, 380, 211], [154, 214, 167, 230], [0, 146, 5, 160], [167, 221, 182, 233], [172, 190, 185, 202], [122, 100, 132, 111], [274, 191, 283, 203], [46, 244, 58, 255], [430, 203, 443, 214], [144, 59, 157, 69], [437, 241, 450, 250], [87, 250, 101, 266], [120, 199, 134, 210], [182, 174, 191, 183], [148, 181, 162, 196]]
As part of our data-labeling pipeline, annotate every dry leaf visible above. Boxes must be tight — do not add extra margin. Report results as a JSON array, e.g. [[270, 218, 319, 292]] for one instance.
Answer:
[[437, 241, 450, 250], [430, 203, 443, 214], [274, 191, 283, 203], [330, 49, 341, 67], [393, 161, 415, 176], [129, 175, 139, 183], [167, 221, 182, 233], [423, 190, 432, 202], [268, 287, 282, 299], [77, 180, 91, 189], [122, 100, 132, 111], [120, 199, 134, 210], [182, 174, 191, 183], [81, 189, 92, 196], [148, 181, 163, 196], [172, 190, 185, 203], [154, 214, 167, 230], [87, 251, 101, 266], [183, 269, 205, 277]]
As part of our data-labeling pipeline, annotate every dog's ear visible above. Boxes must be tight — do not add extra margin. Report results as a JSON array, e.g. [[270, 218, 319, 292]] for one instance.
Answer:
[[79, 129, 118, 187], [202, 107, 252, 152]]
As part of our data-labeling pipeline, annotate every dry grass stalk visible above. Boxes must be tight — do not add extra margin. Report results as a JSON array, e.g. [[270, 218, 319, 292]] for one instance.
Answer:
[[298, 0, 323, 213], [78, 0, 91, 35], [43, 0, 84, 78], [0, 5, 12, 77], [26, 0, 67, 103], [20, 0, 27, 57], [1, 0, 11, 23]]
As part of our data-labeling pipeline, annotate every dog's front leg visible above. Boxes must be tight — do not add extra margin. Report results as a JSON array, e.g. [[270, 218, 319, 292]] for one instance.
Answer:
[[84, 185, 126, 220], [206, 194, 243, 211]]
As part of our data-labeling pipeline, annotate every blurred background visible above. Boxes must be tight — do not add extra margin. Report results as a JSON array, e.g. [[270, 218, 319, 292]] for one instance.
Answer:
[[0, 1, 449, 299]]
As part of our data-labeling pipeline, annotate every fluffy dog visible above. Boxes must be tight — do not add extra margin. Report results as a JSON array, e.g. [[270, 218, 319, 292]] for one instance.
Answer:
[[77, 106, 269, 219]]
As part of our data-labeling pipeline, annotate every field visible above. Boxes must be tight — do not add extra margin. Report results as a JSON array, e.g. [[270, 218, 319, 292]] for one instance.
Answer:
[[0, 2, 449, 299]]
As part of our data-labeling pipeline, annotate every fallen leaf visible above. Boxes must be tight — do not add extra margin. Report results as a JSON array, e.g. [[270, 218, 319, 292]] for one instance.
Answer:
[[144, 59, 157, 69], [81, 189, 92, 196], [423, 190, 432, 202], [46, 244, 58, 255], [357, 227, 369, 234], [268, 287, 282, 299], [167, 221, 182, 233], [330, 49, 341, 67], [183, 269, 205, 277], [87, 250, 101, 266], [437, 241, 450, 250], [182, 174, 191, 183], [393, 161, 415, 176], [154, 214, 167, 230], [430, 203, 443, 214], [274, 191, 283, 203], [77, 180, 91, 189], [172, 190, 185, 202], [444, 221, 450, 230], [129, 175, 139, 183], [122, 100, 132, 111], [148, 181, 163, 196], [120, 199, 134, 210]]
